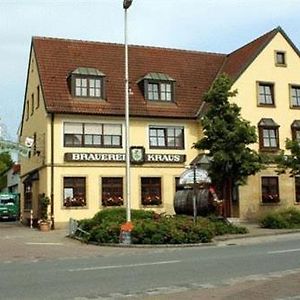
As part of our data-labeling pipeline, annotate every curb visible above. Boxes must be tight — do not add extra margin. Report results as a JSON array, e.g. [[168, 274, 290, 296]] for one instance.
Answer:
[[69, 229, 300, 248], [214, 228, 300, 241]]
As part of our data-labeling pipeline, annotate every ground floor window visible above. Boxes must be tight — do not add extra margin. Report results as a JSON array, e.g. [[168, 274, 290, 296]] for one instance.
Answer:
[[141, 177, 162, 206], [295, 177, 300, 203], [261, 176, 280, 203], [24, 183, 32, 210], [102, 177, 124, 206], [63, 177, 86, 207]]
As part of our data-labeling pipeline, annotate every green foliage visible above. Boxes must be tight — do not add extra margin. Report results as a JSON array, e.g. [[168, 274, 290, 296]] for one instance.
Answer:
[[0, 151, 14, 174], [260, 208, 300, 229], [194, 74, 264, 190], [39, 195, 50, 220], [76, 208, 248, 244], [275, 139, 300, 177]]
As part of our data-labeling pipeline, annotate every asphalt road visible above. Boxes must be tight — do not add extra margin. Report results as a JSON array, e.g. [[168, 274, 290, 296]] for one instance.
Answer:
[[1, 222, 300, 299]]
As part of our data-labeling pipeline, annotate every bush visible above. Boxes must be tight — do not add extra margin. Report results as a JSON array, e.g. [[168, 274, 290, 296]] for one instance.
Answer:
[[75, 208, 247, 244], [260, 208, 300, 229]]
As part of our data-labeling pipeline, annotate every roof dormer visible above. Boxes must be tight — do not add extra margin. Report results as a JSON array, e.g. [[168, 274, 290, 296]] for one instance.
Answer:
[[69, 67, 106, 99], [138, 72, 176, 102]]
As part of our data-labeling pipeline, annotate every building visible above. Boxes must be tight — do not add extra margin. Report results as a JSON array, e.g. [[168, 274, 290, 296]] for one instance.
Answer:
[[19, 27, 300, 227]]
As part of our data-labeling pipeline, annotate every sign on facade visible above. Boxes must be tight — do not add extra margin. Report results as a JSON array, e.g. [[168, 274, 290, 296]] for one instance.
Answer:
[[64, 151, 186, 164]]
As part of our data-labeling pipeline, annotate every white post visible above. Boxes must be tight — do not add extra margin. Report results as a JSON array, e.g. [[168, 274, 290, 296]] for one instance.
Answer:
[[30, 209, 33, 229], [124, 5, 131, 224]]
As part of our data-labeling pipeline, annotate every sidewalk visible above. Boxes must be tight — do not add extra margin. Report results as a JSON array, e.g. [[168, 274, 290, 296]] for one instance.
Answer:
[[214, 221, 300, 242]]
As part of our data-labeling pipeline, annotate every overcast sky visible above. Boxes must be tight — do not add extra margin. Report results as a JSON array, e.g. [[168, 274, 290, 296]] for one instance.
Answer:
[[0, 0, 300, 140]]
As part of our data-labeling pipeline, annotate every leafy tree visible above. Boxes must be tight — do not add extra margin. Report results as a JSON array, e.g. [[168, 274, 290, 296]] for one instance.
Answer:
[[276, 139, 300, 176], [194, 74, 265, 214], [0, 151, 13, 174]]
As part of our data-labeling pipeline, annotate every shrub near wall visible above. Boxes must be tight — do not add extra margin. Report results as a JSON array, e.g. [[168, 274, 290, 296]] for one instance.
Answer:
[[77, 208, 247, 244], [260, 208, 300, 229]]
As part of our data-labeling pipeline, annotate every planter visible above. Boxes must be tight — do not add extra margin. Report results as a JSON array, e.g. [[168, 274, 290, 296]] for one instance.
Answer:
[[39, 221, 51, 232]]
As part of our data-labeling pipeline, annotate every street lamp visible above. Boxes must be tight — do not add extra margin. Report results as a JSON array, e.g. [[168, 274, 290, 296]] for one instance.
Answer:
[[122, 0, 133, 243]]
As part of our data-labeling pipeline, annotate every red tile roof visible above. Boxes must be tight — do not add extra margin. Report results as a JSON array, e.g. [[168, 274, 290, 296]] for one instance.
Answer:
[[32, 27, 289, 119], [33, 38, 225, 119], [221, 27, 279, 81]]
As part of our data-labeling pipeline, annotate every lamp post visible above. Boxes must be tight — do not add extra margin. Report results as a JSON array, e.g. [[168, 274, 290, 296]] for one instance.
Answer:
[[123, 0, 133, 242]]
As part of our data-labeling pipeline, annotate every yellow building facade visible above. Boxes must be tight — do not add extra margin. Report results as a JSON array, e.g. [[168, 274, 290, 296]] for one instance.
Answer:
[[231, 30, 300, 219], [19, 27, 300, 227]]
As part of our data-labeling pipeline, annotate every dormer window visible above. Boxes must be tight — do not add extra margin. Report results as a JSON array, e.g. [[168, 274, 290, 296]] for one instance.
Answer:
[[139, 72, 175, 102], [291, 120, 300, 142], [258, 118, 280, 151], [70, 67, 105, 99]]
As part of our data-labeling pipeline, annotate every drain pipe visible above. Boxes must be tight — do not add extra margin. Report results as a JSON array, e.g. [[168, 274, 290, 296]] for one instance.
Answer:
[[50, 113, 55, 229]]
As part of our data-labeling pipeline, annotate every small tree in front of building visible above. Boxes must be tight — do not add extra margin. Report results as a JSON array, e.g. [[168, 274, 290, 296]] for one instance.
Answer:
[[194, 74, 265, 216], [275, 139, 300, 176]]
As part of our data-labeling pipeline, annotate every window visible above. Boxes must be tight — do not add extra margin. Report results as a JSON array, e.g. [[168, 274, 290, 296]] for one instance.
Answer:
[[24, 183, 32, 210], [149, 126, 184, 149], [64, 123, 83, 146], [258, 118, 280, 151], [63, 177, 86, 207], [33, 132, 37, 155], [64, 122, 122, 148], [175, 177, 182, 192], [26, 100, 29, 120], [141, 177, 162, 206], [147, 82, 172, 101], [257, 82, 275, 106], [295, 177, 300, 203], [31, 94, 34, 115], [139, 72, 175, 102], [290, 85, 300, 108], [261, 177, 280, 203], [102, 177, 123, 207], [70, 67, 105, 99], [291, 120, 300, 143], [36, 85, 40, 109], [75, 77, 102, 98], [275, 51, 286, 66]]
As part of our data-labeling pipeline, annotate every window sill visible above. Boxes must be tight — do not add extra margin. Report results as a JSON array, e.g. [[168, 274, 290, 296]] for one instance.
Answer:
[[141, 204, 163, 208], [73, 96, 107, 102], [259, 148, 280, 153], [260, 202, 281, 206], [257, 104, 276, 108], [275, 63, 287, 67], [290, 106, 300, 110], [146, 100, 176, 106], [149, 147, 184, 150], [62, 206, 88, 210]]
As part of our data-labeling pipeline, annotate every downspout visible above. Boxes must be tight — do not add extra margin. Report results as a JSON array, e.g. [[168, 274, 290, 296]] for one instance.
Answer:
[[50, 113, 55, 229]]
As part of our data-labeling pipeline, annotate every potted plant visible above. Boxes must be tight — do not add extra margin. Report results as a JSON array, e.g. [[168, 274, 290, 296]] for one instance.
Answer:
[[38, 195, 51, 231]]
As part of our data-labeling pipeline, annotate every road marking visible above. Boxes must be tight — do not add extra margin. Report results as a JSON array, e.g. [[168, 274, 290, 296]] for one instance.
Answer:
[[25, 242, 63, 245], [268, 248, 300, 254], [68, 260, 181, 272]]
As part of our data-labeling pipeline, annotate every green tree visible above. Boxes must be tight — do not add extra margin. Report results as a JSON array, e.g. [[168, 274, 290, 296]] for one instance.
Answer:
[[276, 139, 300, 176], [0, 151, 13, 174], [194, 74, 265, 215]]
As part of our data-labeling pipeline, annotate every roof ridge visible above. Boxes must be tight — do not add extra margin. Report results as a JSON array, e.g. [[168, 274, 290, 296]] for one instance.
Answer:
[[32, 36, 226, 57], [227, 27, 279, 57]]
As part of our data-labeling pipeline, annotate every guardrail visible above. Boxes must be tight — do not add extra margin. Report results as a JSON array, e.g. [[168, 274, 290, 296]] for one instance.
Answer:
[[68, 218, 90, 240]]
